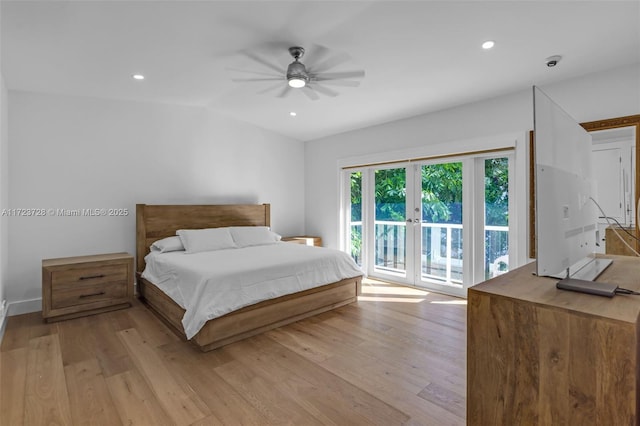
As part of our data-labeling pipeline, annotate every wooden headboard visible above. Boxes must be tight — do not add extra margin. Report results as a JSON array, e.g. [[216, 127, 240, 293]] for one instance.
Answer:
[[135, 203, 271, 273]]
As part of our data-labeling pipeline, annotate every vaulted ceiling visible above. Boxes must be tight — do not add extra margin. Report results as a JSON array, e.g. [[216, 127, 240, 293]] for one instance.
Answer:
[[2, 1, 639, 141]]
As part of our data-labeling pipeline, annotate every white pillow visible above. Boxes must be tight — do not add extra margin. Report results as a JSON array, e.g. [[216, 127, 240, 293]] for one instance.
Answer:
[[176, 228, 237, 253], [229, 226, 281, 248], [150, 236, 185, 253]]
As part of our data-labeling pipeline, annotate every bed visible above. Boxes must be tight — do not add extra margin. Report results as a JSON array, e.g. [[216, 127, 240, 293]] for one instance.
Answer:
[[136, 203, 363, 351]]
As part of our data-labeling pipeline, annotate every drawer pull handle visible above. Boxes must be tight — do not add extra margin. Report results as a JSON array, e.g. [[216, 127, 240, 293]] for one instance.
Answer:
[[79, 291, 106, 298], [79, 274, 105, 280]]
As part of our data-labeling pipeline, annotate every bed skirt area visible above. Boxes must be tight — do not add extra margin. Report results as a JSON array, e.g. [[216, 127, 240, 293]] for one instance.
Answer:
[[136, 274, 362, 352]]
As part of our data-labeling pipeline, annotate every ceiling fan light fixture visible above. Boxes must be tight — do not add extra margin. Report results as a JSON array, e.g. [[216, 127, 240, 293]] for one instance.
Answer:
[[288, 77, 307, 88], [286, 60, 308, 88]]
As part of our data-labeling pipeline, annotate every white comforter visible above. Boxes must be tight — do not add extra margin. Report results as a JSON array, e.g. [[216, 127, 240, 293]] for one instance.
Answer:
[[142, 243, 362, 339]]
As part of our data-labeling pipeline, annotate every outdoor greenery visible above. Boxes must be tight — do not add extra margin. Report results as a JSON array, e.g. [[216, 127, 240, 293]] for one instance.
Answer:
[[353, 164, 466, 224], [421, 163, 462, 223], [374, 168, 406, 221], [484, 158, 509, 226], [350, 171, 362, 222]]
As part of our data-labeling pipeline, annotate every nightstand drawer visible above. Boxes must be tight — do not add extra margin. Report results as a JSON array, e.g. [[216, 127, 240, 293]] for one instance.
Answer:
[[51, 280, 128, 309], [51, 264, 128, 289]]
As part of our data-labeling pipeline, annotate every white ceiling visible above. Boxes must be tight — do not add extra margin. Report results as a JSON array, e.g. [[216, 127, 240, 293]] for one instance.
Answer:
[[2, 1, 639, 141]]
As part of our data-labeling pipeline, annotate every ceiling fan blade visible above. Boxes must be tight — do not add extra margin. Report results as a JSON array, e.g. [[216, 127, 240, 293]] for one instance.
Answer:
[[308, 84, 339, 98], [231, 77, 283, 82], [314, 70, 365, 80], [257, 82, 286, 95], [300, 87, 320, 101], [313, 79, 361, 87], [276, 85, 293, 98], [310, 51, 351, 73], [240, 50, 283, 74], [304, 44, 331, 66], [226, 67, 281, 78]]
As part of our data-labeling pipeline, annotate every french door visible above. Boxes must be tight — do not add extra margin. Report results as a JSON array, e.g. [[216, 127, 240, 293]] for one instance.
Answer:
[[344, 153, 513, 297]]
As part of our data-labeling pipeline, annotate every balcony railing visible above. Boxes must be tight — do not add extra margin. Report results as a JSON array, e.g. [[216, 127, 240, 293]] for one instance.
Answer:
[[422, 222, 463, 285], [485, 225, 510, 279], [349, 221, 509, 284]]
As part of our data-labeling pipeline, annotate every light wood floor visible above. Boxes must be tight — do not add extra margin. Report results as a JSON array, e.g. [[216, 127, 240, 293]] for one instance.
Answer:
[[0, 280, 466, 425]]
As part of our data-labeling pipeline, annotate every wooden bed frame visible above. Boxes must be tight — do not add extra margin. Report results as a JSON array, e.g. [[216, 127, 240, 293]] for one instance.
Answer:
[[136, 203, 362, 352]]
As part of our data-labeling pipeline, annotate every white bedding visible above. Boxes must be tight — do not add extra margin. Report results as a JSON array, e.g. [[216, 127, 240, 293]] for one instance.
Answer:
[[141, 242, 362, 339]]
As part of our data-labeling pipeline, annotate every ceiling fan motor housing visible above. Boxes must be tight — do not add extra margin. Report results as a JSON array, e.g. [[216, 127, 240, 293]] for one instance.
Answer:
[[286, 46, 309, 87], [287, 61, 309, 83]]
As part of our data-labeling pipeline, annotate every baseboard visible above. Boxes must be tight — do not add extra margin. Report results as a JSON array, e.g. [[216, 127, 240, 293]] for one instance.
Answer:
[[0, 300, 7, 344], [8, 298, 42, 316], [0, 298, 43, 346]]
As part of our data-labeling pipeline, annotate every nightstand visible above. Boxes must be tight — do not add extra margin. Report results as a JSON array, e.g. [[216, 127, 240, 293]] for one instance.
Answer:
[[42, 252, 134, 322], [282, 236, 323, 247]]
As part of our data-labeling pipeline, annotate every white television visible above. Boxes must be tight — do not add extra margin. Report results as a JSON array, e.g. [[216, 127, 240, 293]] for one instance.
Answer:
[[533, 86, 612, 280]]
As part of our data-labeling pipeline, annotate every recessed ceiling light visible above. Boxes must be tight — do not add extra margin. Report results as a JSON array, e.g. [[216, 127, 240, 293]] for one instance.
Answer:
[[132, 74, 145, 80], [482, 40, 495, 50], [289, 112, 297, 117]]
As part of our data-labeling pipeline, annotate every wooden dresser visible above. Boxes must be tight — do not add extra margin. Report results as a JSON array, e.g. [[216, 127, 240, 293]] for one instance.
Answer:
[[42, 252, 134, 322], [467, 255, 640, 425]]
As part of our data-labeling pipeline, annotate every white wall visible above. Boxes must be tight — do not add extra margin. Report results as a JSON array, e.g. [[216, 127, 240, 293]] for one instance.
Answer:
[[305, 63, 640, 252], [0, 74, 8, 331], [7, 92, 305, 313], [0, 0, 7, 338]]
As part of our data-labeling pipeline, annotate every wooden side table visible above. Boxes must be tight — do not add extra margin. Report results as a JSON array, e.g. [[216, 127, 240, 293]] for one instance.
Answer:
[[282, 236, 323, 247], [42, 252, 134, 322]]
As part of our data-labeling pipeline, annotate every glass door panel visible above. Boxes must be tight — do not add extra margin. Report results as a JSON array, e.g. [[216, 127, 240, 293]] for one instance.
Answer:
[[349, 171, 363, 266], [374, 168, 407, 276], [484, 157, 510, 280], [342, 150, 514, 297], [419, 162, 463, 288]]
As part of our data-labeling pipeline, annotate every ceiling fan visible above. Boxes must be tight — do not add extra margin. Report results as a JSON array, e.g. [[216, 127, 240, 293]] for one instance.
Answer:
[[229, 45, 365, 101]]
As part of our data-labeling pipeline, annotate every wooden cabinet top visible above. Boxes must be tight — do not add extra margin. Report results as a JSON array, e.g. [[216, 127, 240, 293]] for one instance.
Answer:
[[43, 252, 133, 268], [469, 255, 640, 324]]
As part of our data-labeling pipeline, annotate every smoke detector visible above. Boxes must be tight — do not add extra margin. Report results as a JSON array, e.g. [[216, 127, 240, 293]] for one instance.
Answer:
[[545, 55, 562, 67]]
